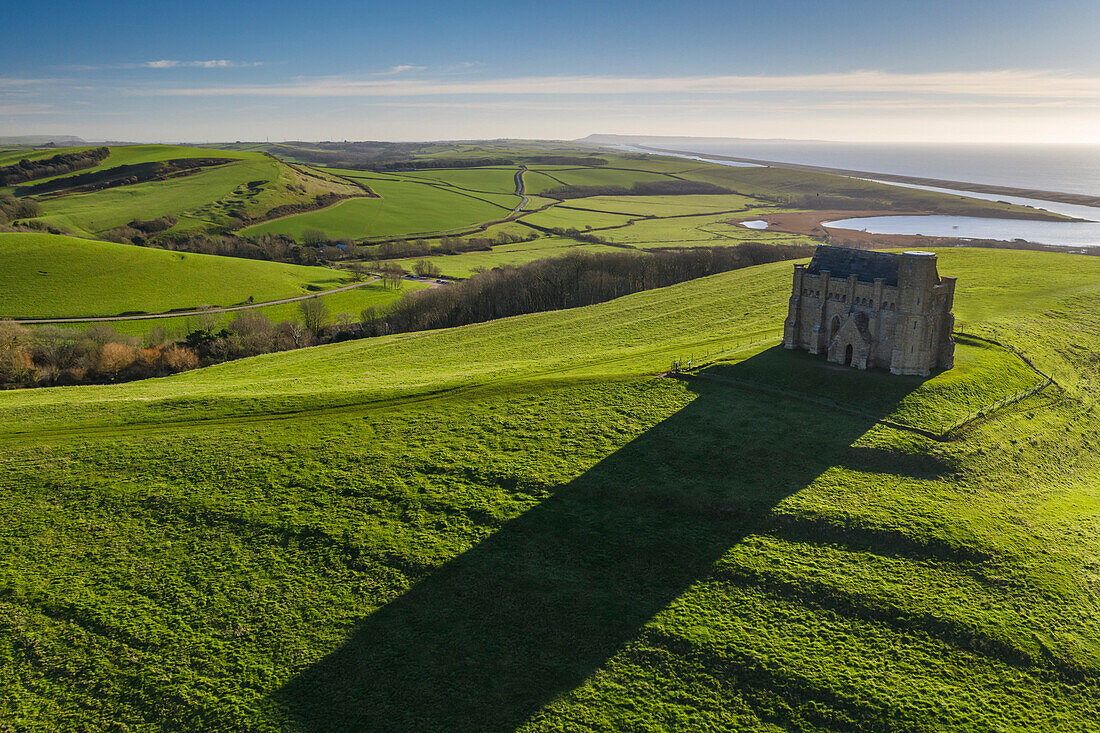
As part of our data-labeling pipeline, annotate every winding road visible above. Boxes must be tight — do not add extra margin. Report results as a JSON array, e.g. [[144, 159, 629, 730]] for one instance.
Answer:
[[512, 165, 529, 213], [14, 166, 529, 325]]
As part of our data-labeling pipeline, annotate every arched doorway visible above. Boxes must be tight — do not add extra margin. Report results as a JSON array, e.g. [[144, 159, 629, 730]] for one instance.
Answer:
[[844, 343, 854, 367]]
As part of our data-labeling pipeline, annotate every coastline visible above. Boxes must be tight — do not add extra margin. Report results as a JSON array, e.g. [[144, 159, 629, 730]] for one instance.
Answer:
[[640, 145, 1100, 209]]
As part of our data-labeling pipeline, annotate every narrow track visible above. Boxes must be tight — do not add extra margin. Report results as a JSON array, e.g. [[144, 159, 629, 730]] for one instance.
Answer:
[[11, 277, 381, 324]]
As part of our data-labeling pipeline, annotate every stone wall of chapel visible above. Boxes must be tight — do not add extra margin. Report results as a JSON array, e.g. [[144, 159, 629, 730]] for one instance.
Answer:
[[793, 274, 902, 356]]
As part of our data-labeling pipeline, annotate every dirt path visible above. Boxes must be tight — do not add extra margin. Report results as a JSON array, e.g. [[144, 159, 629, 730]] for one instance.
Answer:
[[13, 277, 382, 324]]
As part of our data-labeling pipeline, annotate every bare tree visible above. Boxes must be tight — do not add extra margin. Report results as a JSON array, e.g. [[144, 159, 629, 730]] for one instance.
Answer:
[[347, 263, 370, 282], [276, 320, 309, 349], [413, 259, 442, 278], [299, 297, 330, 338], [380, 263, 407, 289]]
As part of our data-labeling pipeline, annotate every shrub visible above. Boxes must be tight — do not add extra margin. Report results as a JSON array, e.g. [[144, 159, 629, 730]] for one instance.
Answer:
[[98, 342, 137, 377], [160, 345, 200, 372]]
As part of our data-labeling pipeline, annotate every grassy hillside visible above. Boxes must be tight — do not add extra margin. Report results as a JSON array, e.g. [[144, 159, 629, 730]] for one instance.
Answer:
[[1, 248, 1099, 731], [0, 232, 353, 318], [12, 145, 362, 238], [90, 279, 430, 339], [240, 177, 517, 242]]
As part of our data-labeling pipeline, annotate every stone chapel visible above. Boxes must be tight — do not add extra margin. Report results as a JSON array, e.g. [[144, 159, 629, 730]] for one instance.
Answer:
[[782, 245, 956, 376]]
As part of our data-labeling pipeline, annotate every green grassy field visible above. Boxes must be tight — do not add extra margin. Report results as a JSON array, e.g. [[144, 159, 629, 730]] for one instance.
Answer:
[[0, 232, 353, 319], [400, 167, 521, 194], [389, 236, 630, 277], [87, 279, 429, 338], [0, 146, 104, 168], [566, 193, 758, 216], [6, 145, 251, 190], [1, 247, 1099, 731], [522, 165, 679, 193], [520, 206, 637, 230], [240, 177, 515, 242], [13, 145, 361, 238]]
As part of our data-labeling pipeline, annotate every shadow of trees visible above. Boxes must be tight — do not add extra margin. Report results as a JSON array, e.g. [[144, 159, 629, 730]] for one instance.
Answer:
[[278, 347, 922, 732]]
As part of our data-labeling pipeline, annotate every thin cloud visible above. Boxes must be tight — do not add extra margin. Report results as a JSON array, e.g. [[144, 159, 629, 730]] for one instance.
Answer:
[[62, 60, 264, 71], [142, 60, 263, 69], [373, 98, 1095, 112], [0, 77, 58, 90], [0, 103, 55, 115], [140, 70, 1100, 99], [373, 65, 426, 76]]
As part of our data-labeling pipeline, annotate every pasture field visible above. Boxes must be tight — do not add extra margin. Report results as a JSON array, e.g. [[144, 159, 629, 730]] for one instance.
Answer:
[[585, 210, 787, 247], [519, 169, 568, 193], [389, 236, 629, 277], [400, 167, 521, 194], [564, 193, 758, 216], [0, 232, 352, 319], [519, 206, 637, 231], [524, 165, 678, 191], [1, 248, 1100, 731], [240, 178, 515, 242]]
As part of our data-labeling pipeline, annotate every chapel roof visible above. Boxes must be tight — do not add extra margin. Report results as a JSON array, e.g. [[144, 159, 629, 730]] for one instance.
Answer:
[[805, 245, 900, 286]]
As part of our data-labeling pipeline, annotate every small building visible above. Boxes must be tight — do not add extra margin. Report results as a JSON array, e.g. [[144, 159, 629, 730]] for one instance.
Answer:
[[783, 246, 956, 376]]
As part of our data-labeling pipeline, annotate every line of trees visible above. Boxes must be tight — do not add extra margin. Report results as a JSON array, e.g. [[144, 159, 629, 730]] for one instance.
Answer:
[[359, 243, 814, 336], [90, 222, 538, 265], [0, 147, 109, 186]]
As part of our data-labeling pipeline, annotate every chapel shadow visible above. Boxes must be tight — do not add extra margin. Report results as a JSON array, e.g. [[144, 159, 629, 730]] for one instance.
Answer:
[[277, 347, 924, 733]]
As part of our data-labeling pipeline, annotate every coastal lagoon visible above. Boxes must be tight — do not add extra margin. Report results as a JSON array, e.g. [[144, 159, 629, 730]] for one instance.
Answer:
[[824, 214, 1100, 248], [862, 179, 1100, 221]]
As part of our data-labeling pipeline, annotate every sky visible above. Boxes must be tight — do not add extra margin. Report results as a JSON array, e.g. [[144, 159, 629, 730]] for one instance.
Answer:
[[2, 0, 1099, 143]]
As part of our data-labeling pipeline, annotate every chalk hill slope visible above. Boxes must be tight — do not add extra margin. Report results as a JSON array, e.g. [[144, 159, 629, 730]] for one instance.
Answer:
[[0, 248, 1098, 731]]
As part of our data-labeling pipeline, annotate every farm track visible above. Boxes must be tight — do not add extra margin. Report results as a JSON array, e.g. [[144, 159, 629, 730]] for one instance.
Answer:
[[11, 277, 382, 324]]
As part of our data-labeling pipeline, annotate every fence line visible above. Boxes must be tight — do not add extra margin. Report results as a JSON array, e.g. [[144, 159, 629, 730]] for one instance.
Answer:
[[670, 329, 784, 374]]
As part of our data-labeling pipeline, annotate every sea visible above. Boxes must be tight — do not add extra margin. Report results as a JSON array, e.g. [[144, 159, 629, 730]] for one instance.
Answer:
[[651, 141, 1100, 198], [629, 140, 1100, 247]]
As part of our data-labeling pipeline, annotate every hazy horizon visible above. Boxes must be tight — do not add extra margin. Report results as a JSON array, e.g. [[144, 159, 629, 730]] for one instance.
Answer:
[[4, 0, 1100, 144]]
